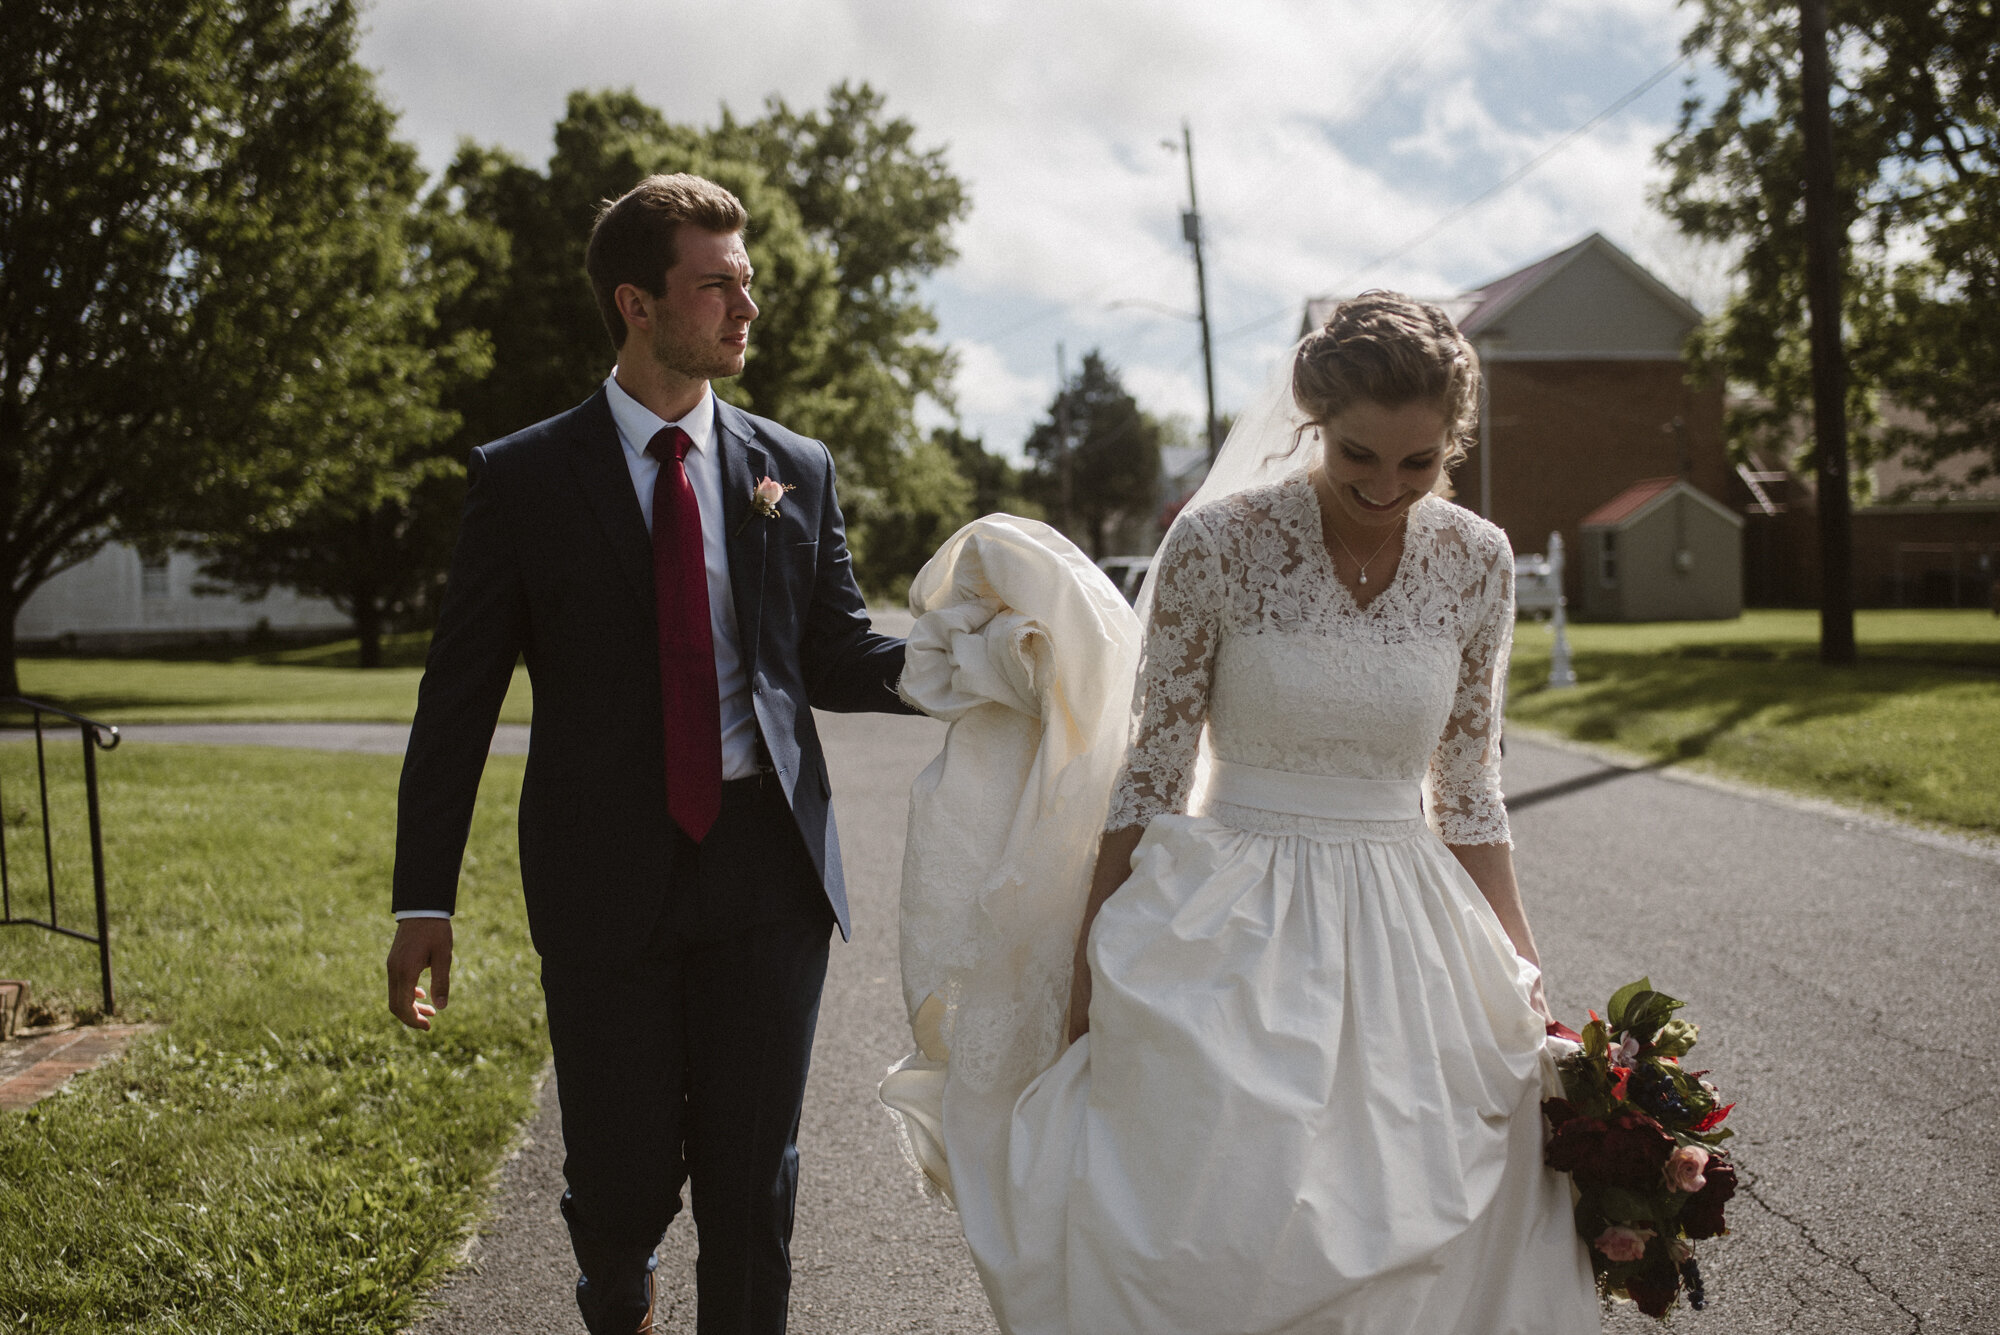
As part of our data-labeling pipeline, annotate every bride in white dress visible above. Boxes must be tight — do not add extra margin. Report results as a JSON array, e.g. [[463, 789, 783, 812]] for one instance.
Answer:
[[885, 293, 1599, 1335]]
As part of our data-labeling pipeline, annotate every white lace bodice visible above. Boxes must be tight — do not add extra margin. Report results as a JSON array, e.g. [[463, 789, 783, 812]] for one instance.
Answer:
[[1105, 472, 1516, 845]]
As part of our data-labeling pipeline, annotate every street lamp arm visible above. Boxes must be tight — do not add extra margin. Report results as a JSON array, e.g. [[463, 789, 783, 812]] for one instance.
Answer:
[[1107, 298, 1198, 321]]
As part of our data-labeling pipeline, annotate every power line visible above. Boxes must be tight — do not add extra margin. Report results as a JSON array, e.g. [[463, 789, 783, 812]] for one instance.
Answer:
[[1218, 50, 1692, 344], [1340, 52, 1691, 287]]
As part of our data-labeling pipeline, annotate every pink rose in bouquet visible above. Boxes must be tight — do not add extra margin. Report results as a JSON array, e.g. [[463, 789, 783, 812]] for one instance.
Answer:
[[1593, 1226, 1653, 1263], [1664, 1143, 1710, 1193]]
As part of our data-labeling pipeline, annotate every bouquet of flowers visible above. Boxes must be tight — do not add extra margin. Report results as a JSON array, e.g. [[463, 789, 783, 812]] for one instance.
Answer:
[[1544, 978, 1738, 1319]]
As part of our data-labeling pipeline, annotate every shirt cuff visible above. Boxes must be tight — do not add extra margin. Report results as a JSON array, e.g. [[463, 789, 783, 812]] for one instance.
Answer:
[[394, 909, 453, 920]]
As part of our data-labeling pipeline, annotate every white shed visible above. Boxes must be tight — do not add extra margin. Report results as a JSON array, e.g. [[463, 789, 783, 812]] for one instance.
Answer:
[[1577, 478, 1744, 622]]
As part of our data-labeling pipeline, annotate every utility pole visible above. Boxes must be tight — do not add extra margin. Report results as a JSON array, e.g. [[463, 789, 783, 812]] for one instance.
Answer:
[[1178, 120, 1222, 462], [1056, 341, 1075, 540], [1800, 0, 1857, 665]]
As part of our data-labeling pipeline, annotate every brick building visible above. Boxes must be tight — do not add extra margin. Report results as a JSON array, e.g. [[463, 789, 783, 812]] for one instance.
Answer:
[[1737, 440, 2000, 610]]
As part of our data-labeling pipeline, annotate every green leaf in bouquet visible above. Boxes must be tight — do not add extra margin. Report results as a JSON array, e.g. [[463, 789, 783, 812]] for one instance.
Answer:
[[1651, 1018, 1699, 1058], [1597, 1185, 1665, 1227], [1582, 1017, 1610, 1059], [1606, 978, 1653, 1031], [1573, 1195, 1609, 1245], [1625, 991, 1687, 1041]]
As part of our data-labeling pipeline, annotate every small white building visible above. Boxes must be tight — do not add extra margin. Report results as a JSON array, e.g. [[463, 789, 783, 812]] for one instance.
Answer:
[[1578, 478, 1744, 622], [17, 542, 350, 652]]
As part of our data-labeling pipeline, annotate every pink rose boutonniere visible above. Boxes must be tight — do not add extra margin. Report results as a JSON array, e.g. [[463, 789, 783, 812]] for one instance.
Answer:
[[737, 476, 796, 536]]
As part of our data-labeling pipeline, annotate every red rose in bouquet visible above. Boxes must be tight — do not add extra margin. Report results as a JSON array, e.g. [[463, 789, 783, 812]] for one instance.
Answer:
[[1543, 978, 1738, 1322], [1679, 1157, 1738, 1240], [1624, 1253, 1683, 1320], [1544, 1108, 1675, 1187]]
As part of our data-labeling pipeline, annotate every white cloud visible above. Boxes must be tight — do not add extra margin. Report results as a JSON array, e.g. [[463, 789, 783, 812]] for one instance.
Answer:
[[949, 339, 1051, 440], [357, 0, 1700, 454]]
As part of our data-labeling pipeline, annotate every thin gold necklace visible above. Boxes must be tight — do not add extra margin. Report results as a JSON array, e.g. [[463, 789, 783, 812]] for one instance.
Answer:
[[1315, 472, 1403, 585]]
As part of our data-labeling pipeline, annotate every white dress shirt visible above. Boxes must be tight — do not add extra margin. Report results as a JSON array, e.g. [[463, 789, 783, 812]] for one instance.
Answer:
[[395, 375, 762, 922]]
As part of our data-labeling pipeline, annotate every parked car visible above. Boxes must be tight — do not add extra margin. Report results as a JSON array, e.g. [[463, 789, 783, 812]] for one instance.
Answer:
[[1096, 556, 1152, 605]]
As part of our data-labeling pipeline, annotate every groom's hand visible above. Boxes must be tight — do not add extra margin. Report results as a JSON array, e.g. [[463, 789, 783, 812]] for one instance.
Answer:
[[387, 917, 453, 1030]]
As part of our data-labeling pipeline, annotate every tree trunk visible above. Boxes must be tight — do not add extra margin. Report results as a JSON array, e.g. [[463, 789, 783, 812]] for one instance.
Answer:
[[354, 597, 384, 670], [1800, 0, 1857, 665], [0, 601, 18, 698]]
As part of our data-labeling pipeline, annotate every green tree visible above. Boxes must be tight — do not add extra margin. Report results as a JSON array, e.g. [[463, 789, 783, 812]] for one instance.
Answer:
[[713, 83, 969, 488], [934, 425, 1039, 520], [0, 0, 444, 693], [440, 83, 970, 593], [842, 434, 975, 602], [188, 185, 494, 667], [1657, 1, 1999, 485], [1023, 352, 1165, 558]]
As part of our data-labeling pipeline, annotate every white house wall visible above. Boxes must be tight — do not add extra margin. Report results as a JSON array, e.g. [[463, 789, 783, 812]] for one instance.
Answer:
[[17, 543, 351, 648]]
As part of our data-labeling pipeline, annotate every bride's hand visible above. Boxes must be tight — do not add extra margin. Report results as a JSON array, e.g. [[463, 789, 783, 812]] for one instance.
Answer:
[[1066, 944, 1092, 1043], [1527, 972, 1553, 1027], [1070, 825, 1141, 1044]]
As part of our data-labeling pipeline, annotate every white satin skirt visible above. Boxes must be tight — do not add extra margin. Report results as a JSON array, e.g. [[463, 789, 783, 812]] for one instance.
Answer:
[[939, 763, 1599, 1335]]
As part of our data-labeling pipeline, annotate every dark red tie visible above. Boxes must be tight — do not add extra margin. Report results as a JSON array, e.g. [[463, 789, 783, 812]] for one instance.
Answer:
[[647, 426, 723, 842]]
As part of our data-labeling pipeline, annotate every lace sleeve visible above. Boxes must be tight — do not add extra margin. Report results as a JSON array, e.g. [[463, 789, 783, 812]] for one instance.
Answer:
[[1428, 531, 1514, 845], [1104, 516, 1223, 831]]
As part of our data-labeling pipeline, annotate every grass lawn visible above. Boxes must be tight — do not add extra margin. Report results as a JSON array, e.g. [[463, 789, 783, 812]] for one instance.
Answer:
[[20, 633, 531, 725], [1508, 609, 2000, 836], [0, 744, 545, 1332]]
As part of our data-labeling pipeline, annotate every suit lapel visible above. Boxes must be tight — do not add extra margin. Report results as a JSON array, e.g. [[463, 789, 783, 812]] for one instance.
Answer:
[[565, 388, 654, 620], [714, 400, 768, 674]]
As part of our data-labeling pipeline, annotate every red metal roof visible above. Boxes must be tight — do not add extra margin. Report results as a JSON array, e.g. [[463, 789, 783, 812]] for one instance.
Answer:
[[1580, 477, 1679, 528], [1454, 238, 1591, 337]]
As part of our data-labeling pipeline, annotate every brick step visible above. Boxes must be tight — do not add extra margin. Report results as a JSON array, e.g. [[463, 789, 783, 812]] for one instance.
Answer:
[[0, 1024, 156, 1112]]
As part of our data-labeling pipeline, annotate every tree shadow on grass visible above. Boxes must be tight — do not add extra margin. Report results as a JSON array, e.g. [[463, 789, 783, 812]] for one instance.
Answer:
[[1507, 656, 1963, 765]]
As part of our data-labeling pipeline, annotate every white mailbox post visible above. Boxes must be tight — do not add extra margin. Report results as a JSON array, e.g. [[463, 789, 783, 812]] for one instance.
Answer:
[[1547, 531, 1577, 689]]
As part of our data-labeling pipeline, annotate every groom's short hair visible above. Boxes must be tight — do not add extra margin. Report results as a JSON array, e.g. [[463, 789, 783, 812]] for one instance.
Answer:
[[587, 173, 748, 349]]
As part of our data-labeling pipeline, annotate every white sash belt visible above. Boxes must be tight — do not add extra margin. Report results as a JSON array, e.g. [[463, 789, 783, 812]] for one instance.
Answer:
[[1207, 759, 1424, 823]]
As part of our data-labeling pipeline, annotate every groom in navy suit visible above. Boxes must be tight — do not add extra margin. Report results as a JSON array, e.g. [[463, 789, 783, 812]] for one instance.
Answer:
[[386, 173, 912, 1334]]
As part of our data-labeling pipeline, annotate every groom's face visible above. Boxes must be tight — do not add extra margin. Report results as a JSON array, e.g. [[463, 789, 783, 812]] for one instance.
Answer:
[[640, 226, 759, 381]]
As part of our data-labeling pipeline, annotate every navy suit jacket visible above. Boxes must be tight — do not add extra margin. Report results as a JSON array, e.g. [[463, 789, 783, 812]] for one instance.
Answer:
[[392, 388, 910, 956]]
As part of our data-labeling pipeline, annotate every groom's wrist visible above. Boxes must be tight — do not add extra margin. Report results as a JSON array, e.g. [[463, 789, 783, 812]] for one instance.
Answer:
[[394, 909, 453, 920]]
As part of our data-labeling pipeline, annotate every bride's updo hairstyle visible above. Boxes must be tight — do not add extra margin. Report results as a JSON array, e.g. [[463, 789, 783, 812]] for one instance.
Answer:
[[1291, 290, 1481, 469]]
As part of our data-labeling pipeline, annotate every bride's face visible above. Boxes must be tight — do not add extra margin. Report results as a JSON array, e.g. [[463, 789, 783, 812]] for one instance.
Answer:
[[1315, 399, 1449, 532]]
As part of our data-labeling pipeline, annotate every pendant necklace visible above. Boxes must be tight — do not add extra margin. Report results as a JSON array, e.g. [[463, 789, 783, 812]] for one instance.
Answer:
[[1316, 470, 1402, 585], [1332, 527, 1398, 584]]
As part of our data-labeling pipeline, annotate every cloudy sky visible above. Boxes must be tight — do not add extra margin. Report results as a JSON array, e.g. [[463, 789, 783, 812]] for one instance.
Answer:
[[357, 0, 1732, 458]]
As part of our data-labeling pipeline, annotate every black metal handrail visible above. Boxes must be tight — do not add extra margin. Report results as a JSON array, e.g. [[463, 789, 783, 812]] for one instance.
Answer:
[[0, 697, 120, 1014]]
